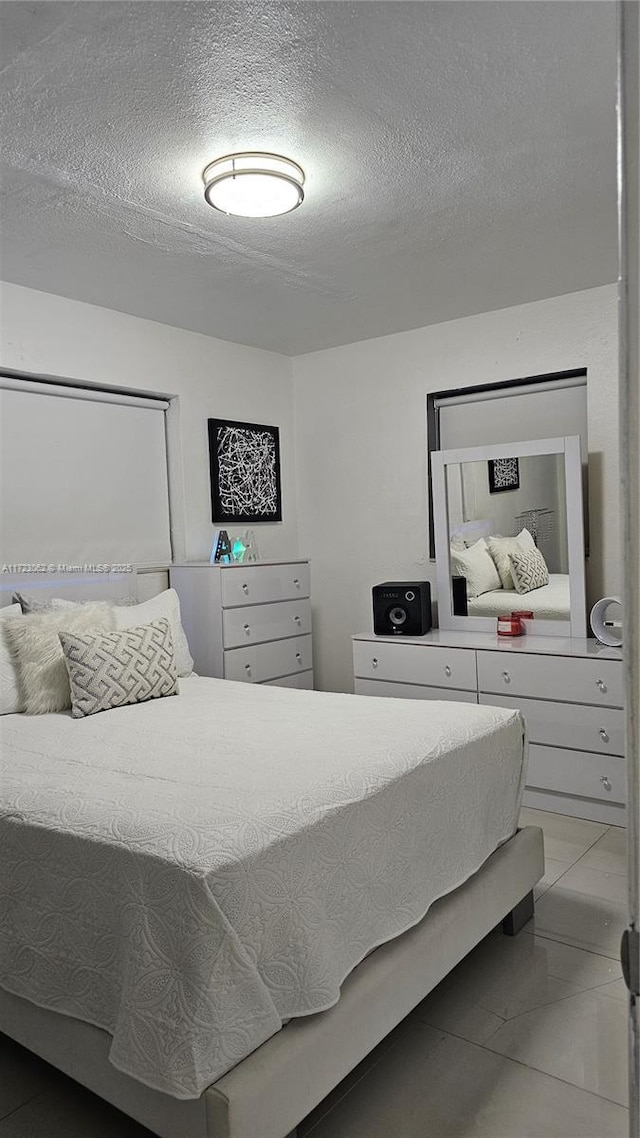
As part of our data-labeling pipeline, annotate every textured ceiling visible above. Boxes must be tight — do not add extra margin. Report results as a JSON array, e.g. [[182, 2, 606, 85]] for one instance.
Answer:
[[0, 1, 617, 355]]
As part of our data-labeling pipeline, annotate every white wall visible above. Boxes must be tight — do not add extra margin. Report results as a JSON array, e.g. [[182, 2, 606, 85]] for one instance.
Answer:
[[293, 285, 619, 692], [0, 281, 620, 695], [0, 282, 297, 564]]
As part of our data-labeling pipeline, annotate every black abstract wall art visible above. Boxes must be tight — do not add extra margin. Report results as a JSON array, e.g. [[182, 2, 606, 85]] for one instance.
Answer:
[[208, 419, 282, 523], [488, 456, 520, 494]]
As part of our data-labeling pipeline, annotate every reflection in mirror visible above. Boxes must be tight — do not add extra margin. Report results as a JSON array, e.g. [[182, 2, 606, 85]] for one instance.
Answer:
[[446, 453, 570, 621], [432, 435, 587, 637]]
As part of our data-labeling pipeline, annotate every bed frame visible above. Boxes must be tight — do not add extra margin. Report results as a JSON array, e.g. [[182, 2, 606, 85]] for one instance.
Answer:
[[1, 827, 543, 1138], [1, 571, 543, 1136]]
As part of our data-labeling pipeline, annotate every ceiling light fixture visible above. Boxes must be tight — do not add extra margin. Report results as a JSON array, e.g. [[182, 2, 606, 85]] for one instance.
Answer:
[[202, 152, 305, 218]]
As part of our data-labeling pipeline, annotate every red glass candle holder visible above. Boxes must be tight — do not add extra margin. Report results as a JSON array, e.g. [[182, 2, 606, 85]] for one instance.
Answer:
[[497, 614, 524, 637]]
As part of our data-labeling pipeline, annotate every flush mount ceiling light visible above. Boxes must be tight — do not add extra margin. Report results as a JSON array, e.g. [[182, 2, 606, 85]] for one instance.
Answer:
[[202, 152, 305, 218]]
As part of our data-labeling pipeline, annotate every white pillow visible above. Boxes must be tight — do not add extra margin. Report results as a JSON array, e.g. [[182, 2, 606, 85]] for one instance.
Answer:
[[112, 589, 193, 677], [486, 529, 536, 590], [450, 538, 502, 599], [4, 603, 115, 714], [0, 603, 25, 714]]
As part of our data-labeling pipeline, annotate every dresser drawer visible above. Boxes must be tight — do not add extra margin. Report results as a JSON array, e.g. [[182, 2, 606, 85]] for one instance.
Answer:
[[224, 635, 313, 683], [263, 670, 314, 690], [353, 641, 477, 692], [526, 744, 627, 805], [223, 599, 311, 649], [355, 678, 478, 703], [221, 563, 310, 608], [479, 693, 625, 757], [477, 651, 623, 708]]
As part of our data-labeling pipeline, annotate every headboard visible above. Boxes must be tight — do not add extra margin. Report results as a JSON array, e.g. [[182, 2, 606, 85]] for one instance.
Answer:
[[0, 570, 137, 609], [449, 519, 495, 544]]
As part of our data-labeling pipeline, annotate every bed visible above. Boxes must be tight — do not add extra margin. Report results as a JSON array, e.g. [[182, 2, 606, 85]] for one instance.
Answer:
[[0, 582, 544, 1138], [466, 572, 571, 619]]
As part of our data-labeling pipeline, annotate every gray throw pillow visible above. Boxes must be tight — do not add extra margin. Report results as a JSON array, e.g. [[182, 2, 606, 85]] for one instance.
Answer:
[[59, 618, 178, 718], [508, 547, 550, 594]]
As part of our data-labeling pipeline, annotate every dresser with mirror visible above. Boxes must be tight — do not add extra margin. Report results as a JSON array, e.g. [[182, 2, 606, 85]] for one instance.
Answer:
[[353, 430, 625, 826]]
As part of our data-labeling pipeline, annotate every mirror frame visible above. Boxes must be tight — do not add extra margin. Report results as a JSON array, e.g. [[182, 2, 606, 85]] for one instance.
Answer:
[[432, 435, 587, 638]]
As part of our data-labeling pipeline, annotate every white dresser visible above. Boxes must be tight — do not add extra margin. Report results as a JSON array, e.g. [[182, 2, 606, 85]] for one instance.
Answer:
[[353, 630, 624, 825], [171, 560, 313, 689]]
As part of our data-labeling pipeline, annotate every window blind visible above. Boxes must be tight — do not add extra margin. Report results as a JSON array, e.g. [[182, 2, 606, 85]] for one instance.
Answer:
[[0, 378, 172, 568], [436, 376, 588, 458]]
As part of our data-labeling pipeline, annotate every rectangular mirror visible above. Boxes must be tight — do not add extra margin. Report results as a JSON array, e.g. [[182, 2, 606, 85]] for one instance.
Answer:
[[432, 436, 587, 637]]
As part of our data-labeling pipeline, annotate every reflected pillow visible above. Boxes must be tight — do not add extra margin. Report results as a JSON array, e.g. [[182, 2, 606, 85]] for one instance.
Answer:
[[509, 547, 550, 594], [486, 529, 536, 590], [450, 538, 502, 599]]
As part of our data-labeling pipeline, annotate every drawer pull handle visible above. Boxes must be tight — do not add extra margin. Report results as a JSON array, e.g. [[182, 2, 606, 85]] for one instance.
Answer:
[[599, 728, 610, 743], [243, 623, 251, 634], [296, 652, 302, 663], [600, 775, 612, 792], [293, 578, 300, 586], [372, 657, 378, 669], [244, 663, 251, 674], [596, 678, 607, 693], [242, 583, 249, 594], [444, 665, 452, 678], [294, 615, 302, 625], [502, 671, 511, 684]]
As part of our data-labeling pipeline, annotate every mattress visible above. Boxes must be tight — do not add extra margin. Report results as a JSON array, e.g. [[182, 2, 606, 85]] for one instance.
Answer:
[[467, 572, 570, 619], [0, 677, 526, 1100]]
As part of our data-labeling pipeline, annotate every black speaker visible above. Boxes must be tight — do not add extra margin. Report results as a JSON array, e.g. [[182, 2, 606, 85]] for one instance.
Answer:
[[372, 581, 432, 636]]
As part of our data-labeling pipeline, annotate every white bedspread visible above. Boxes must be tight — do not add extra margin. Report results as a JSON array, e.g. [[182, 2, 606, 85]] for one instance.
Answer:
[[0, 677, 526, 1099], [468, 573, 570, 619]]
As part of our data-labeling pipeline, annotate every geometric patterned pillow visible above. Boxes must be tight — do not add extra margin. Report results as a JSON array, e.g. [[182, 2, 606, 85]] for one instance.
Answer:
[[59, 618, 178, 718], [508, 547, 550, 595]]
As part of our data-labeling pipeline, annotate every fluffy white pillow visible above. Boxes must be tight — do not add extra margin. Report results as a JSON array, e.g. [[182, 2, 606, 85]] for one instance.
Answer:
[[112, 589, 193, 677], [0, 603, 25, 714], [4, 603, 115, 714], [450, 538, 502, 599], [486, 529, 536, 590]]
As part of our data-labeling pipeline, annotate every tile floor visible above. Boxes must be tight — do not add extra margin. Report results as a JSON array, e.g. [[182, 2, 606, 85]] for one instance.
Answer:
[[0, 808, 630, 1137]]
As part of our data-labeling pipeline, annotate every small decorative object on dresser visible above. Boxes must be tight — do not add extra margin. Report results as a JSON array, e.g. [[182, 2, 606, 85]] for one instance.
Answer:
[[353, 629, 624, 826], [590, 596, 623, 647], [170, 560, 313, 689], [497, 614, 524, 637]]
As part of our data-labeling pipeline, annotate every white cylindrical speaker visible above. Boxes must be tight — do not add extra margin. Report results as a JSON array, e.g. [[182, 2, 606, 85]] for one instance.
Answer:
[[590, 597, 623, 647]]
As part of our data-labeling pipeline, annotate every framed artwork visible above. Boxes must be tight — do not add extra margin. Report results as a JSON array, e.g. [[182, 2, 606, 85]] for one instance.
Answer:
[[488, 456, 520, 494], [208, 418, 282, 523]]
